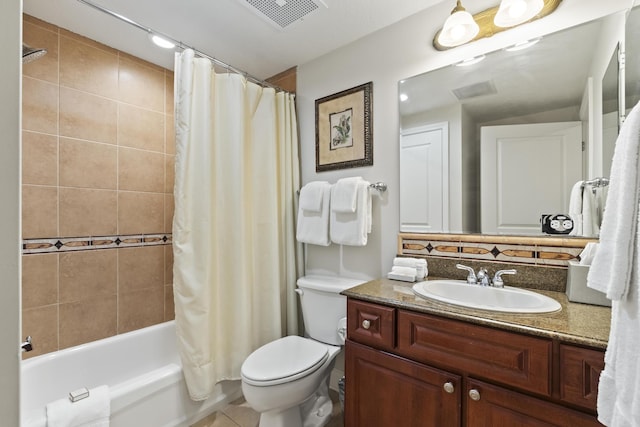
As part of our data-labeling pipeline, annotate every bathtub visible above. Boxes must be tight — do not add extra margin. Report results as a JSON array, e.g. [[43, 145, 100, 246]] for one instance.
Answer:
[[21, 321, 242, 427]]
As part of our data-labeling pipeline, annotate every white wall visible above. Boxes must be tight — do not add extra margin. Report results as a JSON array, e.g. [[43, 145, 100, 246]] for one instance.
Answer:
[[0, 0, 21, 424], [297, 0, 633, 280]]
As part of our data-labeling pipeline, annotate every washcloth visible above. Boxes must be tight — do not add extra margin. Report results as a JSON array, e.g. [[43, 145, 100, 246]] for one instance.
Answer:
[[46, 385, 110, 427], [296, 182, 332, 246], [387, 265, 417, 282], [568, 181, 584, 236], [331, 177, 363, 213], [330, 179, 371, 246], [587, 101, 640, 300], [393, 257, 428, 279], [586, 101, 640, 427], [299, 181, 329, 213]]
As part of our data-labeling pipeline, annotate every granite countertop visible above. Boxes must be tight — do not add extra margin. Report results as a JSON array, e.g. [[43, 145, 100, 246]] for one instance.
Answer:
[[342, 277, 611, 350]]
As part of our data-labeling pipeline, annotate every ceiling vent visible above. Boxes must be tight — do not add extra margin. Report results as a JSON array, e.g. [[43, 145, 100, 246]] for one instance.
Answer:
[[240, 0, 328, 28], [452, 80, 497, 100]]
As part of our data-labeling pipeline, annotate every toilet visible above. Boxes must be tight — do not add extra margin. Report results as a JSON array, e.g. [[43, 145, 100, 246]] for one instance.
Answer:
[[241, 275, 365, 427]]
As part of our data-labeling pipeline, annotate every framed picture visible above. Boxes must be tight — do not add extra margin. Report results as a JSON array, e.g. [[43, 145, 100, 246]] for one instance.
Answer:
[[315, 82, 373, 172]]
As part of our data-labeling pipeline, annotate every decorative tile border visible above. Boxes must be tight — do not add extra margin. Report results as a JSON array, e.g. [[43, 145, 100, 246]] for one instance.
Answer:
[[23, 233, 172, 254], [398, 233, 595, 267]]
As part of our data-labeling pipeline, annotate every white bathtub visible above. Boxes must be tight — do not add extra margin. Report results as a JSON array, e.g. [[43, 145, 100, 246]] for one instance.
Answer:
[[21, 321, 242, 427]]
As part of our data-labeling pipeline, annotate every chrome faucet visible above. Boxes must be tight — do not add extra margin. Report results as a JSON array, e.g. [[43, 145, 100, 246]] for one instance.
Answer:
[[476, 268, 490, 286], [492, 269, 517, 288], [21, 336, 33, 352], [456, 264, 477, 284]]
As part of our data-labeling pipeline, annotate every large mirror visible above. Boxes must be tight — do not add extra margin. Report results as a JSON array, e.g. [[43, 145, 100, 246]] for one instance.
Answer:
[[399, 11, 629, 237]]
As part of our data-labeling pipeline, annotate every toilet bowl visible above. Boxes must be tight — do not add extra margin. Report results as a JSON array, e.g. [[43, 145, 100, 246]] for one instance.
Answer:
[[240, 275, 365, 427]]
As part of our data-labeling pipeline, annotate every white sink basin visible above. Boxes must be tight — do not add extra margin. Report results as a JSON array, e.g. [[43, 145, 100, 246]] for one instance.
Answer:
[[412, 280, 561, 313]]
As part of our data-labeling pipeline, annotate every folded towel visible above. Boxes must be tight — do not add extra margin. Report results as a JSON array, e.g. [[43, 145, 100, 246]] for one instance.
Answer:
[[330, 180, 371, 246], [568, 181, 584, 236], [296, 182, 332, 246], [391, 266, 417, 276], [331, 177, 363, 213], [393, 257, 419, 268], [299, 181, 329, 213], [587, 101, 640, 300], [46, 385, 110, 427]]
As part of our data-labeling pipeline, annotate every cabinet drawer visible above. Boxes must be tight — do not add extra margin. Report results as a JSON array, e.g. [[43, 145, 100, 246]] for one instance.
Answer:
[[466, 378, 603, 426], [559, 344, 604, 412], [347, 299, 395, 351], [397, 309, 552, 396]]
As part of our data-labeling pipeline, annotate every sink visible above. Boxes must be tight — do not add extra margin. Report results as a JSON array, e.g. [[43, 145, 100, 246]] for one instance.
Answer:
[[412, 280, 561, 313]]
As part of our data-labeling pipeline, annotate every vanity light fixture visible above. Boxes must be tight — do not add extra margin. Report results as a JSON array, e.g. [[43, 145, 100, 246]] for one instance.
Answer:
[[437, 0, 480, 48], [494, 0, 544, 27], [504, 37, 542, 51], [149, 33, 176, 49], [455, 55, 486, 67], [433, 0, 561, 51]]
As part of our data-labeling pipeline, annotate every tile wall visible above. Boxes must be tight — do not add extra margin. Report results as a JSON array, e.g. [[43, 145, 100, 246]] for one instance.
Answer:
[[21, 15, 175, 358]]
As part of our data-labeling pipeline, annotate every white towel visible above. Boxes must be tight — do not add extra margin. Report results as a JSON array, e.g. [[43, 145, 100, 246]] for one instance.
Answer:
[[587, 101, 640, 300], [586, 101, 640, 427], [582, 187, 600, 237], [568, 181, 584, 236], [296, 182, 332, 246], [330, 180, 371, 246], [299, 181, 329, 213], [46, 385, 110, 427], [331, 177, 362, 213]]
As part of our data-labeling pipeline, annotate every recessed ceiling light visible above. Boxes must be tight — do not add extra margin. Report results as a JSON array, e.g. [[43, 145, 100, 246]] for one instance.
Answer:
[[504, 37, 542, 51], [455, 55, 486, 67], [400, 93, 409, 102], [149, 33, 175, 49]]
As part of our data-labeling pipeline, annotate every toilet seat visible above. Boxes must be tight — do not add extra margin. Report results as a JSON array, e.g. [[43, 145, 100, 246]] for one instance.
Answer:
[[241, 336, 329, 387]]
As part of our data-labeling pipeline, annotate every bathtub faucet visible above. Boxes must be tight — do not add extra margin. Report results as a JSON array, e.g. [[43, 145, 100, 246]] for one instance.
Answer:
[[21, 336, 33, 352]]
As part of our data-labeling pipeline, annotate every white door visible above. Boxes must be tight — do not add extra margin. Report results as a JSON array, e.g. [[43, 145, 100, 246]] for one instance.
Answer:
[[400, 122, 449, 233], [481, 122, 583, 235]]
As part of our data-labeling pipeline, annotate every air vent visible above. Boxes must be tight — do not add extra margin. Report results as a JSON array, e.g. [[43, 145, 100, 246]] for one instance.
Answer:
[[452, 80, 497, 100], [241, 0, 327, 28]]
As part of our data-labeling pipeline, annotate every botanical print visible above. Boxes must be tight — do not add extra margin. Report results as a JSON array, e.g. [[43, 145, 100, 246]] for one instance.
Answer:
[[330, 108, 353, 149]]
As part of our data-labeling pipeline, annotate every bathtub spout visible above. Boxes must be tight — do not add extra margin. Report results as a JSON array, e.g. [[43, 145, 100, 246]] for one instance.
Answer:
[[21, 336, 33, 352]]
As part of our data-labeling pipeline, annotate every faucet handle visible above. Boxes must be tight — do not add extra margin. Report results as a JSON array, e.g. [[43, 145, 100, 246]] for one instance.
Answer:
[[456, 264, 477, 284], [492, 269, 517, 288]]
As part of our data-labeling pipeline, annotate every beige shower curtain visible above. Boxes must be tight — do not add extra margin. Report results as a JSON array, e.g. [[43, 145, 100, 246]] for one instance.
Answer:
[[173, 49, 302, 401]]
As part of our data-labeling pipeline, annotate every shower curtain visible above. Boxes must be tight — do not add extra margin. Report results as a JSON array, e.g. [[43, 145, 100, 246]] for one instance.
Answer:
[[173, 49, 302, 401]]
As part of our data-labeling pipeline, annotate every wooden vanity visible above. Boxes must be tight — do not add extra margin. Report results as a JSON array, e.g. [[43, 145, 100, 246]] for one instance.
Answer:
[[342, 278, 610, 427]]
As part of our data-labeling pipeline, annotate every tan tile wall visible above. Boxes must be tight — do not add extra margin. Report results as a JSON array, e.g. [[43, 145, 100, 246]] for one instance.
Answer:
[[21, 15, 175, 358]]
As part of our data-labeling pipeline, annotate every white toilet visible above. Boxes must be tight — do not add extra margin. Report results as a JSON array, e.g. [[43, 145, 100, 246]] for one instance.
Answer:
[[241, 275, 365, 427]]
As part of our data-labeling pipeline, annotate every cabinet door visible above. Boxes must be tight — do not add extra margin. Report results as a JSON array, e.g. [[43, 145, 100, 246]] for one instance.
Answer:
[[346, 340, 461, 427], [465, 379, 603, 427], [559, 344, 604, 412]]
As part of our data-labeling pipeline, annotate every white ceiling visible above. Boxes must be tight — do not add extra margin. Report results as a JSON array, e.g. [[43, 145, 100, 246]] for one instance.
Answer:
[[23, 0, 446, 79]]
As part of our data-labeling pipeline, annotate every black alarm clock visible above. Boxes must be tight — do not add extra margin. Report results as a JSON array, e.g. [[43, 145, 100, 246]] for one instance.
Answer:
[[541, 214, 574, 234]]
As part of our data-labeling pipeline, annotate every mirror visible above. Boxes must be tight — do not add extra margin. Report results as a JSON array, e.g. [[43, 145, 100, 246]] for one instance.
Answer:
[[399, 12, 627, 236]]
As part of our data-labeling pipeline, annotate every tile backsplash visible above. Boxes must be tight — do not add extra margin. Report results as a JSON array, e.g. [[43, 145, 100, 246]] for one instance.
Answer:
[[21, 14, 175, 358], [398, 233, 597, 292]]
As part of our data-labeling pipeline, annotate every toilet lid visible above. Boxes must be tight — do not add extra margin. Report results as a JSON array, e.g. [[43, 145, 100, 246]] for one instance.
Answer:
[[241, 336, 329, 386]]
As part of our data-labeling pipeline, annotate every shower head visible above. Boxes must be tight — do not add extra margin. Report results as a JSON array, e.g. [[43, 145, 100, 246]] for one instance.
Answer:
[[22, 44, 47, 64]]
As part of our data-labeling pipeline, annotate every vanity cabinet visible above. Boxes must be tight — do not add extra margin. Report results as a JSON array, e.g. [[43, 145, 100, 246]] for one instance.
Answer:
[[345, 299, 604, 426]]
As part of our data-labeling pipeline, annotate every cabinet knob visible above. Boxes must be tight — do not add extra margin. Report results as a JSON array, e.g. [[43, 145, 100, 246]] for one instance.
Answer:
[[362, 319, 371, 329], [469, 389, 481, 401], [443, 382, 455, 394]]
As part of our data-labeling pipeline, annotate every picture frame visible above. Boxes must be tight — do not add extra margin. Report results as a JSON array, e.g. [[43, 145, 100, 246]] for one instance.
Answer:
[[315, 82, 373, 172]]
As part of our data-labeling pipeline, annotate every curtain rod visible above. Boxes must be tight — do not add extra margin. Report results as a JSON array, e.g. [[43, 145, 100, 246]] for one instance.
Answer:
[[76, 0, 280, 90]]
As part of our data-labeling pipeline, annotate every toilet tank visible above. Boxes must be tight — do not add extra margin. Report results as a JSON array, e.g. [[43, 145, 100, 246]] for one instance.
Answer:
[[296, 275, 366, 345]]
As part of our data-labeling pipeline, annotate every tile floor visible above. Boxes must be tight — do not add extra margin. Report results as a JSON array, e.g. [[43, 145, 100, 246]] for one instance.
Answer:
[[192, 390, 344, 427]]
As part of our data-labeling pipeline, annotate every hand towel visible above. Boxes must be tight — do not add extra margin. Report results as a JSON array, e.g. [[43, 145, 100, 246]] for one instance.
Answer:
[[587, 101, 640, 300], [586, 101, 640, 427], [581, 187, 599, 237], [46, 385, 110, 427], [330, 180, 371, 246], [331, 177, 363, 213], [391, 266, 417, 276], [296, 182, 332, 246], [299, 181, 329, 213], [568, 181, 584, 236]]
